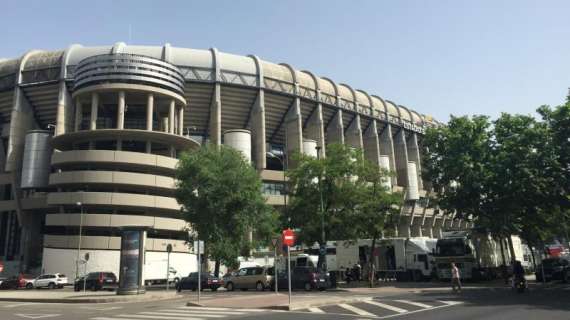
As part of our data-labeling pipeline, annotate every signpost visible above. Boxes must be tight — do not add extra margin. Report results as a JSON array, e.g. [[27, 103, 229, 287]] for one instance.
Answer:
[[83, 253, 89, 293], [282, 229, 295, 308], [272, 238, 279, 294], [166, 244, 172, 291], [194, 240, 204, 303]]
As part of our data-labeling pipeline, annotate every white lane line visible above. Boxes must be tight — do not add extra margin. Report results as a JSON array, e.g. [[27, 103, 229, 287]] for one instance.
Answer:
[[115, 315, 204, 320], [438, 300, 462, 306], [393, 299, 433, 309], [3, 303, 38, 308], [338, 304, 376, 317], [375, 301, 463, 319], [157, 309, 245, 315], [364, 300, 408, 313], [308, 307, 325, 313], [139, 311, 225, 318], [177, 306, 264, 312]]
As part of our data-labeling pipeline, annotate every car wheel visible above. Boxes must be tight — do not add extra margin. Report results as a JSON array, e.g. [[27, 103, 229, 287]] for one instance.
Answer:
[[26, 283, 33, 289], [304, 282, 312, 291], [256, 282, 264, 291], [226, 282, 234, 291], [48, 283, 55, 289]]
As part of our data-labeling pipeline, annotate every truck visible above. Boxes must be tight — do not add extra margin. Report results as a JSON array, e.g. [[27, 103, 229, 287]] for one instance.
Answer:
[[433, 230, 524, 280], [336, 237, 438, 281]]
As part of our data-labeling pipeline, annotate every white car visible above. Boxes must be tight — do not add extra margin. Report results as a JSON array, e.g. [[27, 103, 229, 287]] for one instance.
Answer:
[[32, 273, 68, 289]]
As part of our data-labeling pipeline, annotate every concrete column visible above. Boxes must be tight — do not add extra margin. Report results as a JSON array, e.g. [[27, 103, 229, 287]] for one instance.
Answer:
[[251, 90, 266, 170], [304, 103, 325, 158], [363, 120, 380, 166], [90, 93, 98, 130], [117, 91, 125, 129], [393, 128, 409, 190], [406, 133, 424, 190], [210, 83, 222, 145], [326, 110, 344, 145], [178, 106, 184, 135], [55, 81, 71, 136], [74, 100, 82, 132], [169, 100, 175, 134], [162, 117, 169, 133], [146, 94, 154, 131], [379, 124, 398, 186], [285, 97, 303, 167], [345, 114, 363, 150]]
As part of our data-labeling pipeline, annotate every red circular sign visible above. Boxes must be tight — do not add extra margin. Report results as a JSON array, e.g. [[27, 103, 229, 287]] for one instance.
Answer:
[[282, 229, 295, 247]]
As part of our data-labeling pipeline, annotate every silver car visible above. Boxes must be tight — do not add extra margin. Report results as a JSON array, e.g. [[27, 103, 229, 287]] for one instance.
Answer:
[[32, 273, 68, 289]]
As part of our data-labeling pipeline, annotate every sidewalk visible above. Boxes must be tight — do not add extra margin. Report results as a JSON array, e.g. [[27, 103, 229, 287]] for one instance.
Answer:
[[0, 288, 185, 304]]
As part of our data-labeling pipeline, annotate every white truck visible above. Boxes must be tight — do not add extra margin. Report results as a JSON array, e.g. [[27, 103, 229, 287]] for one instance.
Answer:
[[336, 237, 438, 281], [143, 257, 181, 286], [434, 230, 524, 280]]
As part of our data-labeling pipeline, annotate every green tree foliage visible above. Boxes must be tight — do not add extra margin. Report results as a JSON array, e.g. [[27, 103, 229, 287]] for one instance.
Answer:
[[423, 96, 570, 256], [287, 143, 402, 276], [175, 144, 277, 275]]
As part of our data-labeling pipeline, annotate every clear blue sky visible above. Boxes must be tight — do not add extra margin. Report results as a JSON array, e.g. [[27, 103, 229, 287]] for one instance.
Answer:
[[2, 0, 569, 122]]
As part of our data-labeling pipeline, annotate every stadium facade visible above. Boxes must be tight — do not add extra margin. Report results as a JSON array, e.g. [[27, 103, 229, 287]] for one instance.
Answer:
[[0, 43, 468, 277]]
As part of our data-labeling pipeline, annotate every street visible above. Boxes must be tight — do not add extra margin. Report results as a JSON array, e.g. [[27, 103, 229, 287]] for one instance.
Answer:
[[0, 282, 569, 320]]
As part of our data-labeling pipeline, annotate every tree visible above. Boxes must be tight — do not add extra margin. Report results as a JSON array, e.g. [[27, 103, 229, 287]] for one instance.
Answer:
[[175, 144, 277, 276], [287, 143, 402, 277]]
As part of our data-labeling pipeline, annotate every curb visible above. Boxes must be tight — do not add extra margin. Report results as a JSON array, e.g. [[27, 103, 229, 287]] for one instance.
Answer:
[[0, 294, 186, 304]]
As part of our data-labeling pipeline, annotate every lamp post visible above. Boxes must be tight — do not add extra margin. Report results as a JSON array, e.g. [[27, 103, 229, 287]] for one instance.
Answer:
[[75, 201, 84, 280], [266, 151, 287, 294], [315, 146, 326, 272]]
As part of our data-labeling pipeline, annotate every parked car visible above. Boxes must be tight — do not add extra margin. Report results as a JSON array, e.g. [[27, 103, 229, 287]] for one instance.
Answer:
[[224, 266, 273, 291], [176, 272, 221, 292], [272, 266, 330, 291], [74, 272, 117, 291], [32, 273, 68, 289], [19, 274, 35, 289], [535, 257, 570, 282], [0, 277, 20, 290]]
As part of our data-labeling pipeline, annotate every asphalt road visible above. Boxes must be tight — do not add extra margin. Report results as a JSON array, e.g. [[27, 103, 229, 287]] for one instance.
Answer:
[[0, 282, 569, 320]]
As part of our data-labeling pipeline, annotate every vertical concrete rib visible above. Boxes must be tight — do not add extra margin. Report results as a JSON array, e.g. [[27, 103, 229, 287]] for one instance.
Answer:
[[74, 100, 82, 132], [363, 119, 380, 166], [248, 55, 266, 170], [146, 94, 154, 131], [323, 78, 344, 145], [301, 70, 325, 158], [393, 127, 410, 190], [209, 48, 222, 146], [280, 63, 303, 163], [117, 91, 125, 129], [379, 124, 398, 186], [178, 106, 184, 135], [345, 114, 363, 150], [169, 100, 175, 134], [90, 93, 98, 130]]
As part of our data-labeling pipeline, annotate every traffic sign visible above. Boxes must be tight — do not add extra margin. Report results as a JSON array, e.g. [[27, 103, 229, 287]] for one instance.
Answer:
[[282, 229, 295, 247], [271, 238, 279, 247], [84, 253, 90, 262], [166, 244, 173, 253]]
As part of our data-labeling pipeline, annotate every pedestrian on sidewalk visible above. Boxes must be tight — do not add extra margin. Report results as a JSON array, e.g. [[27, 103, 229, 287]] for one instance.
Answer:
[[451, 262, 462, 293]]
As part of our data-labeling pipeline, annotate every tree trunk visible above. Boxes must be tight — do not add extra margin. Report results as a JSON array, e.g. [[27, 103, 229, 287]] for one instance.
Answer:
[[499, 237, 506, 266], [507, 235, 516, 262], [528, 245, 537, 271], [369, 235, 377, 288], [214, 259, 221, 277]]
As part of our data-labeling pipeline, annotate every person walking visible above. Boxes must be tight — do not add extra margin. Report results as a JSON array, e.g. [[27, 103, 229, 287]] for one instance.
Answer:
[[451, 262, 462, 293]]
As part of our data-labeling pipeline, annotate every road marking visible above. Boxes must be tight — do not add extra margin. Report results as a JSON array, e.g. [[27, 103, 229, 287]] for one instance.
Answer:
[[177, 306, 264, 312], [438, 300, 462, 306], [92, 318, 147, 320], [115, 315, 204, 320], [364, 300, 408, 313], [3, 303, 38, 308], [138, 311, 225, 318], [157, 309, 245, 315], [374, 301, 463, 319], [81, 306, 123, 311], [308, 307, 325, 313], [14, 315, 61, 319], [339, 303, 376, 316], [393, 299, 433, 309]]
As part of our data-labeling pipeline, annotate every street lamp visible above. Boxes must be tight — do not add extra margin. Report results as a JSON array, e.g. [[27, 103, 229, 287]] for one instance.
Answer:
[[75, 201, 84, 280], [315, 145, 326, 273], [266, 151, 287, 295]]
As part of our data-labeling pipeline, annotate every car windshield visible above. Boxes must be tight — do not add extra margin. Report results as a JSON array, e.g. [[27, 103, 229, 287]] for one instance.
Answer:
[[436, 239, 467, 256]]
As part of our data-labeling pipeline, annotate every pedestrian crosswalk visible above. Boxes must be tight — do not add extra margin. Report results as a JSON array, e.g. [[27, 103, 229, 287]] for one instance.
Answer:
[[90, 306, 266, 320], [298, 298, 462, 318]]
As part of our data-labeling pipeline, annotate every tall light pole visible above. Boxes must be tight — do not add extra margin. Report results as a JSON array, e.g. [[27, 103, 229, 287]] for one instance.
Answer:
[[266, 151, 287, 294], [75, 201, 84, 279], [315, 145, 326, 272]]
